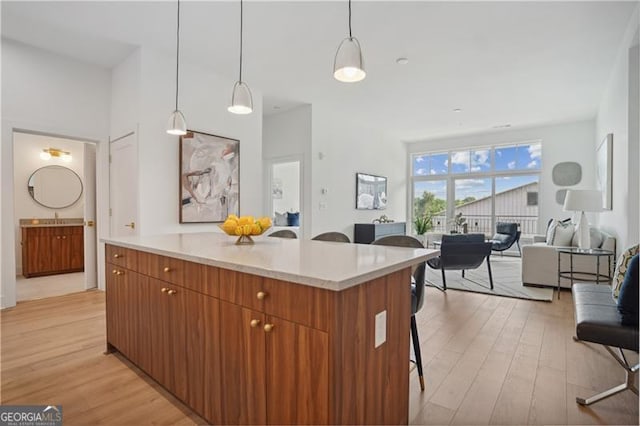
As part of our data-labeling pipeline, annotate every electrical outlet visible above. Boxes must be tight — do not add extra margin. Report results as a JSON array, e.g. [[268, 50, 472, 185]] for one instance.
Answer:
[[375, 310, 387, 348]]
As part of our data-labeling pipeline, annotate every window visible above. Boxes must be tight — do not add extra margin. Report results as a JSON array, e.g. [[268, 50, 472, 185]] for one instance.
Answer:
[[410, 142, 541, 236], [412, 152, 448, 176]]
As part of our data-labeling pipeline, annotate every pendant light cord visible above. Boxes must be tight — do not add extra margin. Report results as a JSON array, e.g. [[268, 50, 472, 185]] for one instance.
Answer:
[[175, 0, 181, 111], [348, 0, 352, 39], [239, 0, 244, 83]]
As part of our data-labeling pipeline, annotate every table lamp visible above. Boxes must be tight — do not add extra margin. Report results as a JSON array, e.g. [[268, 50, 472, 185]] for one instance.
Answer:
[[563, 189, 603, 249]]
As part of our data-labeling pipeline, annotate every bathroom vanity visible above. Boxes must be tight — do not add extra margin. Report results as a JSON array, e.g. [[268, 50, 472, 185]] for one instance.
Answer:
[[21, 219, 84, 278]]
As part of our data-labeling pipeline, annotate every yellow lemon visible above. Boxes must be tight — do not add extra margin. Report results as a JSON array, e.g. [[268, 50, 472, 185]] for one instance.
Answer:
[[227, 214, 239, 222], [234, 226, 243, 236], [251, 223, 262, 235], [258, 217, 272, 229], [221, 222, 237, 235], [243, 224, 253, 235], [238, 216, 254, 226]]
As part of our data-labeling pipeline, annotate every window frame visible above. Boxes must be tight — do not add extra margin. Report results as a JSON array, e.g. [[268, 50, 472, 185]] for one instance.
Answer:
[[410, 140, 542, 236]]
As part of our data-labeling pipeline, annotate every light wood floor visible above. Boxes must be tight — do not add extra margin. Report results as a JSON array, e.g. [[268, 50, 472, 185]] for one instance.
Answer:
[[1, 288, 638, 425], [16, 272, 85, 302]]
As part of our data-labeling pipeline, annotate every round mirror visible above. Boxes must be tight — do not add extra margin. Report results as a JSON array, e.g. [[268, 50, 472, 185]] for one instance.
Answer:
[[28, 165, 83, 209]]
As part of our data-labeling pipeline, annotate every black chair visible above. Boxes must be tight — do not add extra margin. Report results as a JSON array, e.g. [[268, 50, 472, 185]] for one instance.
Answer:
[[268, 229, 297, 239], [489, 222, 521, 256], [427, 233, 493, 290], [371, 235, 427, 391], [573, 283, 638, 405], [312, 232, 351, 243]]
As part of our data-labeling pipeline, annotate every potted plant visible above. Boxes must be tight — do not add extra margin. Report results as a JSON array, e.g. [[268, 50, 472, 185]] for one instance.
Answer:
[[413, 214, 433, 244], [449, 212, 466, 234]]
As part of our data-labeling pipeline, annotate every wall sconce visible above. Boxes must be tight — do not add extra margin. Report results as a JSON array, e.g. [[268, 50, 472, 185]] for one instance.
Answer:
[[40, 148, 72, 162]]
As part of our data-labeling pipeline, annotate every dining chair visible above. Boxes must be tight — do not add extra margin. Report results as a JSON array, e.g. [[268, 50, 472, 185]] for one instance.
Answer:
[[311, 232, 351, 243], [268, 229, 298, 239], [371, 235, 427, 391]]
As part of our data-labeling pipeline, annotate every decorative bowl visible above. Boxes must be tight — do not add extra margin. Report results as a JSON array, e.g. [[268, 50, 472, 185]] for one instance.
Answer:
[[219, 216, 272, 245]]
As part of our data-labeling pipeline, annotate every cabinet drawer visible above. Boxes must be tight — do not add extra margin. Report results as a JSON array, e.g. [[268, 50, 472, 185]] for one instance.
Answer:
[[138, 251, 185, 287], [263, 278, 329, 331], [218, 268, 265, 311], [106, 245, 138, 270], [183, 261, 219, 297], [218, 269, 329, 331]]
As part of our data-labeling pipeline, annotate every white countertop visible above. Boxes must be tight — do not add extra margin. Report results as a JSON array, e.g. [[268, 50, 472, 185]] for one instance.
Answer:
[[102, 232, 440, 291]]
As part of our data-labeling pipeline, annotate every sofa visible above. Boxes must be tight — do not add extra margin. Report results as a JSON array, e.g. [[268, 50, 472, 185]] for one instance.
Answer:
[[522, 227, 616, 289]]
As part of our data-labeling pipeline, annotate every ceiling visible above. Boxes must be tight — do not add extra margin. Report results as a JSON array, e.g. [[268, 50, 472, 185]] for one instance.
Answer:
[[2, 1, 636, 141]]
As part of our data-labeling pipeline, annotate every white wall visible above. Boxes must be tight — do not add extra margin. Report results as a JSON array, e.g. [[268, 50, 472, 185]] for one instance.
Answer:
[[406, 120, 597, 234], [311, 106, 407, 241], [1, 38, 111, 308], [596, 7, 639, 254], [110, 49, 141, 139], [263, 105, 312, 238], [135, 48, 263, 236], [13, 133, 86, 274]]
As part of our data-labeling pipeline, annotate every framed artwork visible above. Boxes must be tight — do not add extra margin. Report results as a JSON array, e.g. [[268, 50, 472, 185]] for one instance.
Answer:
[[179, 130, 240, 223], [596, 133, 613, 210], [355, 172, 387, 210], [272, 178, 283, 199]]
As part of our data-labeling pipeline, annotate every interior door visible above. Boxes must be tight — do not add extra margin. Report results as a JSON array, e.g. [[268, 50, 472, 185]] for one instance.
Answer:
[[83, 143, 97, 288], [110, 132, 138, 237]]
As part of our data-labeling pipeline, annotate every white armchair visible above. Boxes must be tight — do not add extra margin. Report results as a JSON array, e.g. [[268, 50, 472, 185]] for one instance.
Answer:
[[522, 228, 616, 289]]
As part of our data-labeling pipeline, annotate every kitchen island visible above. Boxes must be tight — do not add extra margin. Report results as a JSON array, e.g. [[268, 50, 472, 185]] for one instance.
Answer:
[[103, 232, 438, 425]]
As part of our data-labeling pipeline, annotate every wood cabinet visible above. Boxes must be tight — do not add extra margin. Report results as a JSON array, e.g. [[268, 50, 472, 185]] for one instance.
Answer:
[[105, 244, 410, 425], [22, 225, 84, 277], [354, 222, 406, 244]]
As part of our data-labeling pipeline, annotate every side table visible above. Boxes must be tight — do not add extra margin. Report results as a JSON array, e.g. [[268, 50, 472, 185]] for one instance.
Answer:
[[556, 247, 615, 299]]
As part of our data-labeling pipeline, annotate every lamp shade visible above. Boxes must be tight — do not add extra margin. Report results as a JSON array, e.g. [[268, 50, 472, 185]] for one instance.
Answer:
[[167, 110, 187, 135], [228, 81, 253, 115], [563, 189, 603, 212], [333, 37, 366, 83]]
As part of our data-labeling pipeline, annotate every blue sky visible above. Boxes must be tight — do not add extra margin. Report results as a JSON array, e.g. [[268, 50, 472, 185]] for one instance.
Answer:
[[413, 143, 541, 176]]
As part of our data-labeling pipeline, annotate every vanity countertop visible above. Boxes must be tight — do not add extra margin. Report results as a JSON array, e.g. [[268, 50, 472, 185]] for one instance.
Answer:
[[103, 232, 440, 291], [20, 218, 84, 227]]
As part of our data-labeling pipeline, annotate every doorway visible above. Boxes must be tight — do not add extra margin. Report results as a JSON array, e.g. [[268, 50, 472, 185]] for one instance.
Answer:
[[13, 131, 98, 302], [267, 157, 302, 232]]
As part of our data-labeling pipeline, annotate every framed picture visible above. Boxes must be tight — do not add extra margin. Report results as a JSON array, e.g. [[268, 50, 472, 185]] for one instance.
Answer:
[[179, 130, 239, 223], [356, 172, 387, 210], [596, 133, 613, 210], [272, 178, 283, 199]]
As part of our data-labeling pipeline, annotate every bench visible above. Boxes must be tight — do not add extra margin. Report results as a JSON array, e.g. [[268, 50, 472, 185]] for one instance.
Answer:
[[573, 283, 639, 405]]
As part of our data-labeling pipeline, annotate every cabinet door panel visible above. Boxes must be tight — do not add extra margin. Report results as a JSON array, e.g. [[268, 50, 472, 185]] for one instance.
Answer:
[[147, 278, 187, 401], [185, 289, 222, 422], [133, 274, 152, 373], [218, 300, 266, 425], [266, 317, 329, 425], [70, 233, 84, 270], [105, 265, 129, 353]]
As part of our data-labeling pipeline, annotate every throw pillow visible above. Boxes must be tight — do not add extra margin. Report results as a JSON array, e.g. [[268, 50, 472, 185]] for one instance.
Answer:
[[287, 212, 300, 227], [612, 244, 640, 299], [547, 220, 574, 246], [617, 254, 639, 326], [570, 227, 604, 248], [274, 211, 288, 226]]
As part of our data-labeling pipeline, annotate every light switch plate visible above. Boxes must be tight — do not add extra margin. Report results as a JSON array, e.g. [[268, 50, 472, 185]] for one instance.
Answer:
[[375, 310, 387, 348]]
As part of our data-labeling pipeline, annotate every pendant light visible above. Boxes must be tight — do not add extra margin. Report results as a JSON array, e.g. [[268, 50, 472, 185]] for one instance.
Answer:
[[228, 0, 253, 115], [333, 0, 366, 83], [167, 0, 187, 135]]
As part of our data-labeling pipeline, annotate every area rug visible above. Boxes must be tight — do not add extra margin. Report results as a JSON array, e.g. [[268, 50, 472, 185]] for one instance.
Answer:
[[425, 256, 554, 302]]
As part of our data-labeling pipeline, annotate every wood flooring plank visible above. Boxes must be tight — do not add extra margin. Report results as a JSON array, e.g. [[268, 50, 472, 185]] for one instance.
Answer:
[[527, 365, 567, 425]]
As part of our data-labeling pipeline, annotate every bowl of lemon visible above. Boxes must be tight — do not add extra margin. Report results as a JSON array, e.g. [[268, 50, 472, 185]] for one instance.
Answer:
[[219, 215, 272, 245]]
